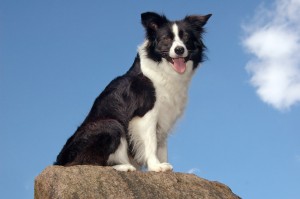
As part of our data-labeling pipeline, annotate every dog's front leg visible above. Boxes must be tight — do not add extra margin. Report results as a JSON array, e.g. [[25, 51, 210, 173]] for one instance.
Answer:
[[157, 140, 168, 163], [129, 109, 173, 172], [133, 110, 173, 172], [144, 130, 172, 172]]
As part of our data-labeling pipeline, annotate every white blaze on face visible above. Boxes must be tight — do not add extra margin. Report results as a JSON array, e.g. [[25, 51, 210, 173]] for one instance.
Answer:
[[169, 23, 188, 74], [170, 24, 188, 58]]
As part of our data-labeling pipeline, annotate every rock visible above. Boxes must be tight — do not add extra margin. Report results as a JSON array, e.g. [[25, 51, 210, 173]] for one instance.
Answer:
[[34, 165, 240, 199]]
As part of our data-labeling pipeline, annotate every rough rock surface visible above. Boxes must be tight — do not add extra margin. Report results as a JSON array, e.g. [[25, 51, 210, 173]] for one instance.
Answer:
[[35, 165, 240, 199]]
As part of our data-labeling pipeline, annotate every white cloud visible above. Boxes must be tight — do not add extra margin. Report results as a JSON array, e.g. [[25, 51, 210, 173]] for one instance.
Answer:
[[242, 0, 300, 111], [187, 168, 201, 174]]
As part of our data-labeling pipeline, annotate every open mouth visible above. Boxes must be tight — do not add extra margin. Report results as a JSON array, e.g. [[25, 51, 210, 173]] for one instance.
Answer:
[[169, 57, 187, 74]]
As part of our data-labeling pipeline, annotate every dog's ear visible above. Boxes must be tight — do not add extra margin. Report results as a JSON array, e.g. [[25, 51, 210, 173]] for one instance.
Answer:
[[184, 14, 212, 32], [141, 12, 168, 32]]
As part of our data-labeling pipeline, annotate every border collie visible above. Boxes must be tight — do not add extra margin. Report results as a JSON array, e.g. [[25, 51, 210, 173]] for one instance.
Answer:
[[54, 12, 211, 172]]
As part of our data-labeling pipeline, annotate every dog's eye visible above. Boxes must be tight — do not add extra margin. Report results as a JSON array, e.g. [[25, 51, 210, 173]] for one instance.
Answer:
[[182, 32, 189, 41], [162, 35, 172, 42]]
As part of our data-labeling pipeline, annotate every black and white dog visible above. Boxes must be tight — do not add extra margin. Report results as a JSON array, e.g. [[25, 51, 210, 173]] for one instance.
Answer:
[[55, 12, 211, 172]]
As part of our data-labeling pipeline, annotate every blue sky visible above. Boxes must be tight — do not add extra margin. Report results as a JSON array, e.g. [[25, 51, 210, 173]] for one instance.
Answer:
[[1, 1, 299, 199]]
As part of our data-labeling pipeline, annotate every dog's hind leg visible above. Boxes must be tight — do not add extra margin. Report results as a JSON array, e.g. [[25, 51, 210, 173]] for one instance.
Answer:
[[58, 119, 127, 166], [107, 137, 136, 171]]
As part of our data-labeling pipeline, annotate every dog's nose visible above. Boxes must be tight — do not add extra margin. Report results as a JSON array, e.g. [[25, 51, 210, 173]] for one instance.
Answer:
[[174, 46, 185, 55]]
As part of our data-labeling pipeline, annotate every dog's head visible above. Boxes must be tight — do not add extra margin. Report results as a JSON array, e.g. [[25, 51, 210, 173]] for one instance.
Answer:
[[141, 12, 211, 74]]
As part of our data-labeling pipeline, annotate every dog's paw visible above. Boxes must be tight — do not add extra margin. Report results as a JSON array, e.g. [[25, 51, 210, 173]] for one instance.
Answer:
[[148, 162, 173, 172], [112, 164, 136, 172]]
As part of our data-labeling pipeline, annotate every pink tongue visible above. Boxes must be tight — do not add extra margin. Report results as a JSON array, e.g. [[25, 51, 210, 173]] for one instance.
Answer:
[[172, 58, 186, 74]]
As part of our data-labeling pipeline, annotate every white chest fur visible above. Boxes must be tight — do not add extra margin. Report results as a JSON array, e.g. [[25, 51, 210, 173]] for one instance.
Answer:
[[138, 41, 195, 139]]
